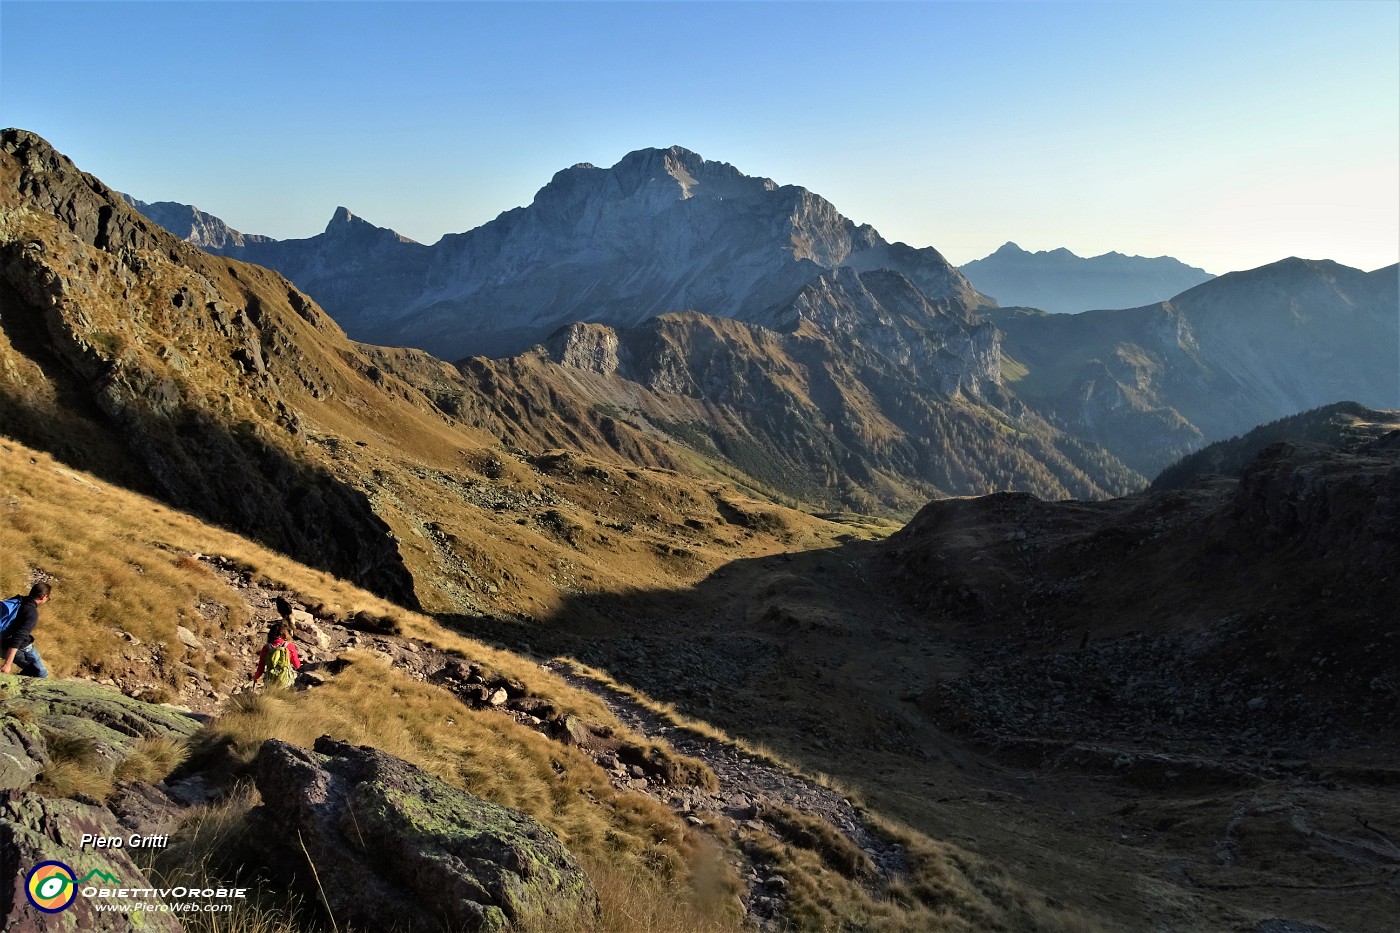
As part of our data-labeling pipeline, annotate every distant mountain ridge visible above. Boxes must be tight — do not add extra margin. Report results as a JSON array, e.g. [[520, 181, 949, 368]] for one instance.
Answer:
[[118, 194, 278, 251], [123, 142, 1399, 486], [989, 258, 1400, 474], [961, 241, 1214, 313], [131, 146, 987, 360]]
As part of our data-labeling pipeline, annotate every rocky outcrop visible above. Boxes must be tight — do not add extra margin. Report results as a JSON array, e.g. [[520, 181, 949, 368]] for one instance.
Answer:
[[248, 737, 599, 932], [0, 678, 202, 791], [545, 322, 623, 375]]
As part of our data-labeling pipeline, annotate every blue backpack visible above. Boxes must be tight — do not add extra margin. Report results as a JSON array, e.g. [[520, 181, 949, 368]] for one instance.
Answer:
[[0, 597, 21, 636]]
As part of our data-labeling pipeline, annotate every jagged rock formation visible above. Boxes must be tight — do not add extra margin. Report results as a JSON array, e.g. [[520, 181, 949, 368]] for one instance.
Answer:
[[249, 737, 599, 932], [118, 195, 276, 250], [392, 300, 1142, 510], [132, 146, 987, 359], [989, 258, 1400, 475], [961, 241, 1214, 313]]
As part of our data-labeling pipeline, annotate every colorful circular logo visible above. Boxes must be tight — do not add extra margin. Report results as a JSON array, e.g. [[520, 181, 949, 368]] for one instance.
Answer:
[[26, 861, 77, 913]]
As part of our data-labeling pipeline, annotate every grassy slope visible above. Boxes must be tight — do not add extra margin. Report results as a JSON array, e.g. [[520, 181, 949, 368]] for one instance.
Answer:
[[1, 436, 1108, 932]]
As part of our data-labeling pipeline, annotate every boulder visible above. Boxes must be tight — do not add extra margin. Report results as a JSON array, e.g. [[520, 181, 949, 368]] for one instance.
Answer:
[[0, 790, 185, 932], [249, 737, 599, 931]]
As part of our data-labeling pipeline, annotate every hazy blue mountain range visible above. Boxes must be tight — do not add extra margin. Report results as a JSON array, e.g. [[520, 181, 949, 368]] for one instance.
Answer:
[[988, 258, 1400, 474], [961, 241, 1214, 313]]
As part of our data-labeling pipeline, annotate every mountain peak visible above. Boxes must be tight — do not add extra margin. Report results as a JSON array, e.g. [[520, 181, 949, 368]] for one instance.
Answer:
[[324, 206, 418, 244], [327, 206, 360, 229], [962, 241, 1216, 313]]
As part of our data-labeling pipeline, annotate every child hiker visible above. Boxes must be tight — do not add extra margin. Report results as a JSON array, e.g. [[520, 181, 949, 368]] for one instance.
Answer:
[[253, 598, 301, 688]]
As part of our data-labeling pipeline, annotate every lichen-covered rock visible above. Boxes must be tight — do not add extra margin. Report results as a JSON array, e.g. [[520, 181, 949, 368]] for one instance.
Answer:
[[8, 678, 203, 748], [249, 736, 599, 932], [0, 717, 48, 791], [0, 790, 185, 932], [0, 678, 201, 796]]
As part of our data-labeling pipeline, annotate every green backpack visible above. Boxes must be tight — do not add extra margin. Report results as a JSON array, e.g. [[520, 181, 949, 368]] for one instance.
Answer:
[[265, 643, 297, 688]]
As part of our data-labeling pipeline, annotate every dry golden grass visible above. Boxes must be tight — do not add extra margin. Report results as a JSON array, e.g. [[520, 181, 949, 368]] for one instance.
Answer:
[[34, 729, 113, 801], [520, 855, 743, 933], [186, 655, 743, 931], [736, 816, 1110, 933], [114, 734, 190, 784], [0, 440, 635, 728], [143, 788, 312, 933], [0, 437, 1110, 932]]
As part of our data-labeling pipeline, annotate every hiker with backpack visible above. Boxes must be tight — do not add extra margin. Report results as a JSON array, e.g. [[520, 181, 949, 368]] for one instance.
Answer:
[[253, 612, 302, 689], [1, 582, 52, 678]]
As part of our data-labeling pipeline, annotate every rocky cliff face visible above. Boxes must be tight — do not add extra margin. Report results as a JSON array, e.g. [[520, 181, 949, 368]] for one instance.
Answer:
[[133, 146, 987, 360], [453, 300, 1141, 511], [119, 194, 276, 250], [961, 241, 1214, 313]]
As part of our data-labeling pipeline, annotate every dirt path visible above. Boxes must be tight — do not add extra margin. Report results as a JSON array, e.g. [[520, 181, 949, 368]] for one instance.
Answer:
[[542, 659, 909, 929]]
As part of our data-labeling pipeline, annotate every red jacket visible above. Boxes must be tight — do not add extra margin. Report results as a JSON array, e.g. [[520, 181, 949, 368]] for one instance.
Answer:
[[254, 637, 301, 680]]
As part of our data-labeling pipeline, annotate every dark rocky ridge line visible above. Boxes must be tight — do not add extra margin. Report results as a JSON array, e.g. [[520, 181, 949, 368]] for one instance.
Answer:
[[883, 428, 1400, 753]]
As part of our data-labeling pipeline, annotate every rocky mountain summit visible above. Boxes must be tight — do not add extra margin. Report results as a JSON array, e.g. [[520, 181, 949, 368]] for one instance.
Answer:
[[961, 241, 1215, 313], [131, 145, 987, 359], [126, 141, 1399, 491]]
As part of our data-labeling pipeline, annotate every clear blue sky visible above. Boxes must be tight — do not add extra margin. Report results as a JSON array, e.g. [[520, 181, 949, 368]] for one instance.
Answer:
[[2, 1, 1397, 274]]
